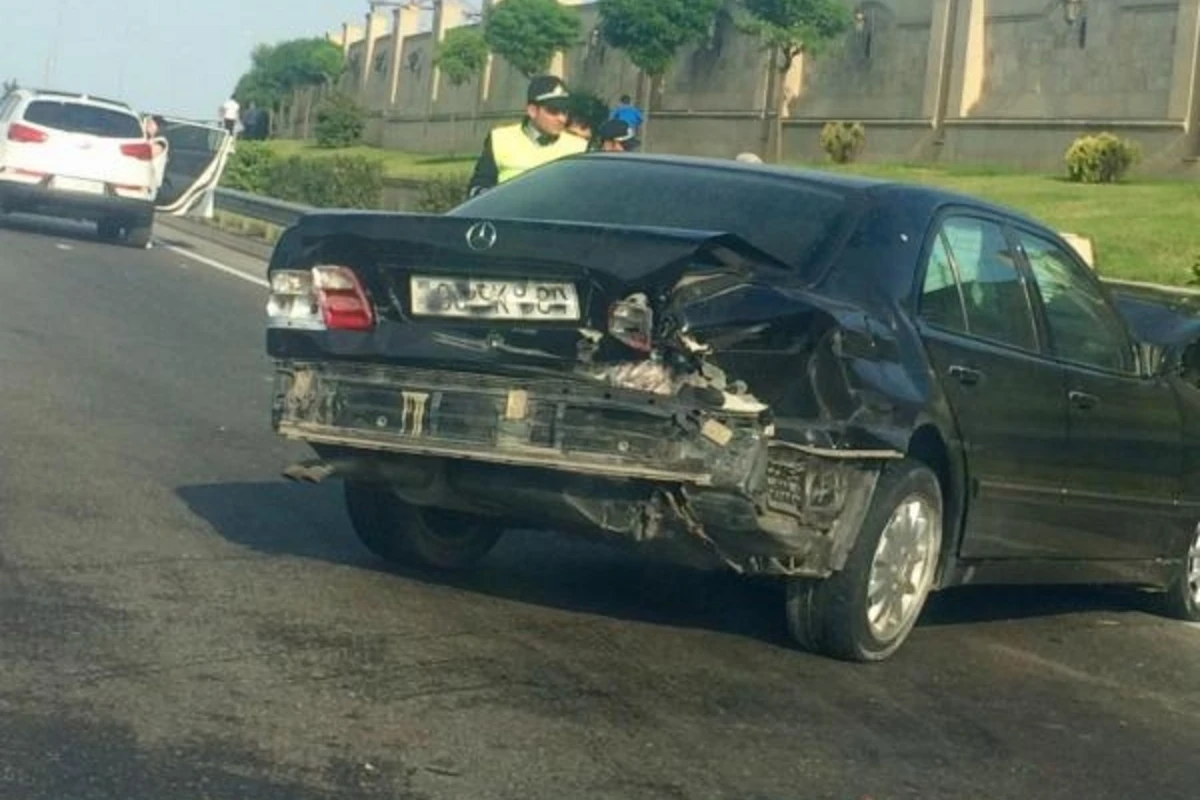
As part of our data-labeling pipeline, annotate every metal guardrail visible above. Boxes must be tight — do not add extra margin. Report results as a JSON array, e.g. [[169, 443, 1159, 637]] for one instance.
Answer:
[[213, 188, 312, 228]]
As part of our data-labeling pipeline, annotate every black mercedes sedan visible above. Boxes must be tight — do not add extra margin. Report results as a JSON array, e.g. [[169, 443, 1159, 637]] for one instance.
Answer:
[[264, 153, 1200, 662]]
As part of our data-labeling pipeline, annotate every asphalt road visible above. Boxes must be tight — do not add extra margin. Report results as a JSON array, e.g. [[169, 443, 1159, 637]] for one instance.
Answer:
[[1, 212, 1198, 800]]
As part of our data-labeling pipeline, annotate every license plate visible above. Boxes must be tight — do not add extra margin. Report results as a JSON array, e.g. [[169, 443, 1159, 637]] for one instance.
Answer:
[[54, 177, 103, 195], [410, 275, 580, 321]]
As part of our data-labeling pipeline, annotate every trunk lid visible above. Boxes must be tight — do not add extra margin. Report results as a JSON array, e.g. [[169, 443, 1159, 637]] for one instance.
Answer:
[[274, 211, 792, 376]]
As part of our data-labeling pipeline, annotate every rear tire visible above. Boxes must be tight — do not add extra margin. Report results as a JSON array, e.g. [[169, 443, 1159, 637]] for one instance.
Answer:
[[124, 216, 154, 249], [343, 481, 503, 571], [1160, 524, 1200, 622], [785, 459, 943, 662]]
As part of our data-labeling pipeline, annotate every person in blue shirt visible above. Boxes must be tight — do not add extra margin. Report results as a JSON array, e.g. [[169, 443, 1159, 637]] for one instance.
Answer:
[[610, 95, 643, 136]]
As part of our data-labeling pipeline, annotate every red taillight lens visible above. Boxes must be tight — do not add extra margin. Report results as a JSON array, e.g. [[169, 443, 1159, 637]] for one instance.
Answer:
[[314, 267, 375, 331], [120, 142, 154, 161], [608, 293, 654, 352], [7, 123, 48, 144]]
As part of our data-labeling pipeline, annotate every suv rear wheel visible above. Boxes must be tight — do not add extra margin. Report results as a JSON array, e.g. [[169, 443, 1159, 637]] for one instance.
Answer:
[[124, 215, 153, 249], [786, 459, 943, 662], [343, 481, 504, 571]]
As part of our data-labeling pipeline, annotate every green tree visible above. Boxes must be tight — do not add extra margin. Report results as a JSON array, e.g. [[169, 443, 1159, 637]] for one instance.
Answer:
[[598, 0, 722, 147], [233, 38, 345, 111], [483, 0, 581, 78], [742, 0, 852, 162], [435, 27, 491, 88]]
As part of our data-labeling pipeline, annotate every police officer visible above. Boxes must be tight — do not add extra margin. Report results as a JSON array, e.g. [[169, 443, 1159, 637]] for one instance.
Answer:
[[466, 75, 588, 197]]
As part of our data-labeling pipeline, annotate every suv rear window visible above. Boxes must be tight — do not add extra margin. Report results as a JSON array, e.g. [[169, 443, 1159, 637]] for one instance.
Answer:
[[22, 101, 141, 138]]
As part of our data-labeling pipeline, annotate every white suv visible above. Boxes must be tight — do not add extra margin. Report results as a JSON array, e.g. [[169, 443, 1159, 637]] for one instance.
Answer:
[[0, 89, 162, 247]]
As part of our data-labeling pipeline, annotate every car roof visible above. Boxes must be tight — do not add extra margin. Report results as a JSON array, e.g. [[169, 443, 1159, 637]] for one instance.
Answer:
[[16, 88, 135, 114], [577, 152, 1050, 235]]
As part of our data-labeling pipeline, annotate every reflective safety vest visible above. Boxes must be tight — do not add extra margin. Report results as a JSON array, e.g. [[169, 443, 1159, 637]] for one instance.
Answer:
[[492, 123, 587, 184]]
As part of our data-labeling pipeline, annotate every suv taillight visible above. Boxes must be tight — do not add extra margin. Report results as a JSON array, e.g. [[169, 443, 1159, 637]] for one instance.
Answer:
[[120, 142, 154, 161], [7, 123, 48, 144], [267, 267, 375, 332]]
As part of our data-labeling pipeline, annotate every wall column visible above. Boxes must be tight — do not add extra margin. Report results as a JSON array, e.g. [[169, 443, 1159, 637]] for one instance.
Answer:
[[945, 0, 986, 118], [922, 0, 957, 124], [1168, 0, 1200, 131], [360, 12, 380, 88], [388, 4, 422, 106], [478, 0, 504, 105]]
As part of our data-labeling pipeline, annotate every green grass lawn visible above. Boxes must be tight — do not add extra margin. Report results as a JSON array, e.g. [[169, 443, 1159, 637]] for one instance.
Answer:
[[257, 140, 1198, 286], [802, 162, 1200, 287]]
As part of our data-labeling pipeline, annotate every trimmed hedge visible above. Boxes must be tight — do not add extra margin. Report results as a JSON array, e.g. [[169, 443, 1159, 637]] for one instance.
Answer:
[[221, 146, 384, 209], [220, 141, 279, 195], [414, 173, 469, 213], [268, 154, 384, 209]]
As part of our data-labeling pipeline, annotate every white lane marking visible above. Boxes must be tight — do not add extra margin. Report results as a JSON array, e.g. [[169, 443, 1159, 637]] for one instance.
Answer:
[[164, 244, 269, 288], [56, 243, 73, 251]]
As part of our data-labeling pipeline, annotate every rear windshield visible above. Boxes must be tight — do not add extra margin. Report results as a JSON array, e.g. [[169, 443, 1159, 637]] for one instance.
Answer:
[[452, 157, 853, 274], [22, 101, 142, 138]]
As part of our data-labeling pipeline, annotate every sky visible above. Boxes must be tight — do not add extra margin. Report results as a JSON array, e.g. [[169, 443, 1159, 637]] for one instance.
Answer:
[[0, 0, 481, 121]]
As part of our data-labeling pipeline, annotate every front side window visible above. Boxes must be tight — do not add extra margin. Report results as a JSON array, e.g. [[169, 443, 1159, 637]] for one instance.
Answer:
[[939, 216, 1038, 351], [1019, 231, 1134, 373]]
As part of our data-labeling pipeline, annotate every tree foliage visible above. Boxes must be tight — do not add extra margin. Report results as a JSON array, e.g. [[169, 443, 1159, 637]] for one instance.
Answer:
[[598, 0, 723, 78], [742, 0, 852, 70], [435, 27, 491, 87], [233, 38, 345, 109], [2, 78, 18, 97], [483, 0, 581, 78]]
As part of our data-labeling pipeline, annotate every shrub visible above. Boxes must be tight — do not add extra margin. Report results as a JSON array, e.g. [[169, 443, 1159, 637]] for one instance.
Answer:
[[413, 174, 469, 214], [313, 91, 366, 148], [267, 154, 384, 209], [820, 121, 866, 164], [1065, 133, 1141, 184], [220, 141, 279, 194]]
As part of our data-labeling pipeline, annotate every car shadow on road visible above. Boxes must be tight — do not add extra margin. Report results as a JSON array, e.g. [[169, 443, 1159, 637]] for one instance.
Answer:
[[177, 480, 1161, 646]]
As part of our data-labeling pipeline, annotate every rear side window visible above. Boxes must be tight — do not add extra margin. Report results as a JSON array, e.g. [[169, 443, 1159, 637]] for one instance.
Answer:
[[939, 216, 1038, 352], [22, 101, 142, 138]]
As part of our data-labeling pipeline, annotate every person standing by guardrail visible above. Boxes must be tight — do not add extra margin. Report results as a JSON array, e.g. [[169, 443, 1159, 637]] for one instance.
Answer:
[[466, 75, 587, 198]]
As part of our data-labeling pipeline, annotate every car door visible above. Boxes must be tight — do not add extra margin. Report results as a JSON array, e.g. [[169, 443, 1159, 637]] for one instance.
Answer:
[[1015, 228, 1187, 560], [149, 116, 233, 216], [916, 213, 1072, 559]]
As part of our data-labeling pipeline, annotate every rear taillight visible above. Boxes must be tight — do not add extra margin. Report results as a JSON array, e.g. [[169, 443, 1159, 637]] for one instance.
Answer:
[[7, 123, 48, 144], [120, 142, 154, 161], [314, 266, 375, 331], [267, 267, 375, 332], [608, 293, 654, 352]]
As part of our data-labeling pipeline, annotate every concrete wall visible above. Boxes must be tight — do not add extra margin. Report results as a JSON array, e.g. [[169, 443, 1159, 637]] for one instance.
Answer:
[[278, 0, 1200, 173]]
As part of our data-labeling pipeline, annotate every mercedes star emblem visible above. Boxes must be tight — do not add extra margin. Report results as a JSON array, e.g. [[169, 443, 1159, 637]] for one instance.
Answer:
[[465, 221, 498, 251]]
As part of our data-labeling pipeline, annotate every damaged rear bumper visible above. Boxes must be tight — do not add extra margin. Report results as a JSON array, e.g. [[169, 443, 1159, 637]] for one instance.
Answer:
[[273, 362, 891, 577]]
